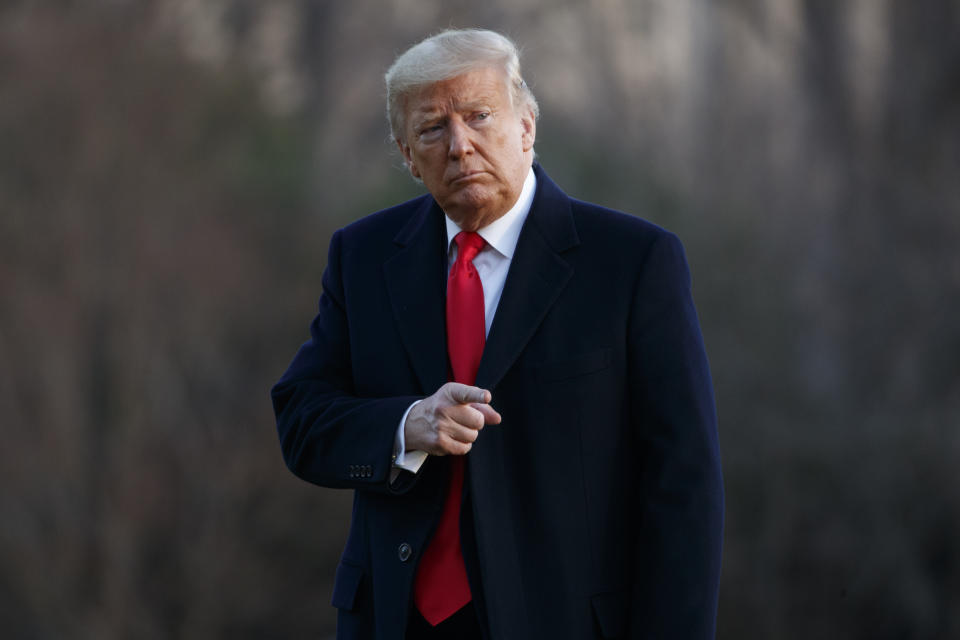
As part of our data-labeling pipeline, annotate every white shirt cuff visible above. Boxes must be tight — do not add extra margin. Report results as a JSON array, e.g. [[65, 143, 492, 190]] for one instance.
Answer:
[[392, 401, 428, 478]]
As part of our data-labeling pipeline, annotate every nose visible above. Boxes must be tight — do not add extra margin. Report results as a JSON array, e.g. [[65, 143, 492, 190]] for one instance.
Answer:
[[447, 119, 474, 159]]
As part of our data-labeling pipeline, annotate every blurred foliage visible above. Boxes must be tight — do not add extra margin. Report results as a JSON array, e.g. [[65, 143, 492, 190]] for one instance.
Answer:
[[0, 4, 343, 638], [1, 1, 958, 639]]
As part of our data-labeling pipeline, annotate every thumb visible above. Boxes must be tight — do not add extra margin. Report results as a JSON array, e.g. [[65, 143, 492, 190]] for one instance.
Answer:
[[446, 383, 491, 405]]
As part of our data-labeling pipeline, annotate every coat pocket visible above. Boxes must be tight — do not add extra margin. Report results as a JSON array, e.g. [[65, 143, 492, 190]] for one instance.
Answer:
[[535, 347, 612, 383], [330, 561, 365, 611], [590, 590, 628, 638]]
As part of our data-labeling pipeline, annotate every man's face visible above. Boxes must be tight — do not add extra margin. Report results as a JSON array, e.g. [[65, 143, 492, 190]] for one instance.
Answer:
[[397, 67, 536, 231]]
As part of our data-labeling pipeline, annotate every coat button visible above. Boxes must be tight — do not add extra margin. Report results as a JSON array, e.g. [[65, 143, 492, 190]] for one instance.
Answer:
[[398, 543, 412, 563]]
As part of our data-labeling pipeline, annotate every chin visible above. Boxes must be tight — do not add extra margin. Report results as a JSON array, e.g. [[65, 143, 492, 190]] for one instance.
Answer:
[[447, 184, 493, 210]]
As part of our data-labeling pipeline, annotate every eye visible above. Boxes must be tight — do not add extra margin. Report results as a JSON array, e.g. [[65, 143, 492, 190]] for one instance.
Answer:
[[476, 111, 490, 121], [417, 124, 443, 141]]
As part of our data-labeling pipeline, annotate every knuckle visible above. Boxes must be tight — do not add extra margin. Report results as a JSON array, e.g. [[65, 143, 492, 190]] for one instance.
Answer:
[[437, 432, 455, 452]]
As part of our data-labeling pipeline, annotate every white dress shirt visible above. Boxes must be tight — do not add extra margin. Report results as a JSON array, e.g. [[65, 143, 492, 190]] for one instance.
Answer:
[[392, 167, 537, 476]]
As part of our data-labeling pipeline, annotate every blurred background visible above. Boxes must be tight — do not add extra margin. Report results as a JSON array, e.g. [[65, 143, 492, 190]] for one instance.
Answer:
[[2, 0, 958, 638]]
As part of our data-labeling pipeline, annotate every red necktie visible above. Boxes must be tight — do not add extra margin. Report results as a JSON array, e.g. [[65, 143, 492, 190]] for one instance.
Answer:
[[413, 231, 486, 625]]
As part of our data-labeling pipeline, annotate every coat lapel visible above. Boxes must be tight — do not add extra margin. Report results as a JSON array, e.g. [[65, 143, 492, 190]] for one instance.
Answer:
[[383, 197, 449, 395], [475, 166, 580, 390]]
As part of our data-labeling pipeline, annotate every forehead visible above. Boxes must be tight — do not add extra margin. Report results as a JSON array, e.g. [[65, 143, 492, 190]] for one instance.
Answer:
[[405, 67, 511, 116]]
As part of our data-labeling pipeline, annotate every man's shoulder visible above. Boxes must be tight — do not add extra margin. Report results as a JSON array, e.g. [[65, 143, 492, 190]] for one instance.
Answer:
[[530, 166, 679, 257], [566, 196, 679, 252], [341, 193, 432, 236]]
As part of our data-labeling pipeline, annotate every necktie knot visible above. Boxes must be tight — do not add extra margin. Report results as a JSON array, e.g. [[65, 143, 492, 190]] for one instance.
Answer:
[[454, 231, 485, 264]]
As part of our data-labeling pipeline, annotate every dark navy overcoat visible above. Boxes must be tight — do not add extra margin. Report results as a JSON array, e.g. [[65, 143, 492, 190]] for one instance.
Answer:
[[272, 165, 723, 639]]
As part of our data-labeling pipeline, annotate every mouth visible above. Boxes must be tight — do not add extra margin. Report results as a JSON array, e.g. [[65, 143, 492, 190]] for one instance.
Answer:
[[450, 170, 486, 184]]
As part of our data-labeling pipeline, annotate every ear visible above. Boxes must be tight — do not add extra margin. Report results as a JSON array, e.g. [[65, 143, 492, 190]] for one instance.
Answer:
[[519, 108, 536, 152], [396, 138, 421, 179]]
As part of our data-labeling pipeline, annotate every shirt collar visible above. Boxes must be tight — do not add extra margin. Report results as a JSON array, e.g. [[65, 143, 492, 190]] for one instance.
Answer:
[[444, 166, 537, 259]]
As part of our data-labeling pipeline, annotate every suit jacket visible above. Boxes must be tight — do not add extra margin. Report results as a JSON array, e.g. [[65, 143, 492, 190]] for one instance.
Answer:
[[271, 164, 723, 639]]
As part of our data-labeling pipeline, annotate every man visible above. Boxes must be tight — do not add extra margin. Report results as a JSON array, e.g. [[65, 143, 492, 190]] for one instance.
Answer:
[[272, 29, 723, 640]]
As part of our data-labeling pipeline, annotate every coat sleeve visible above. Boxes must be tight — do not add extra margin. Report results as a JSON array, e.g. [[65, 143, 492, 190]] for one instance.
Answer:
[[626, 231, 724, 639], [271, 229, 422, 493]]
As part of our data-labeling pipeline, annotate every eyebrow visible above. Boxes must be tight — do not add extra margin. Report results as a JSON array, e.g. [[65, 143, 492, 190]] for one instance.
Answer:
[[411, 98, 496, 121]]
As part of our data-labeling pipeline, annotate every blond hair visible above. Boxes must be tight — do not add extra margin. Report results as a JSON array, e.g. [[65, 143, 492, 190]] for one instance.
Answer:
[[385, 28, 539, 142]]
